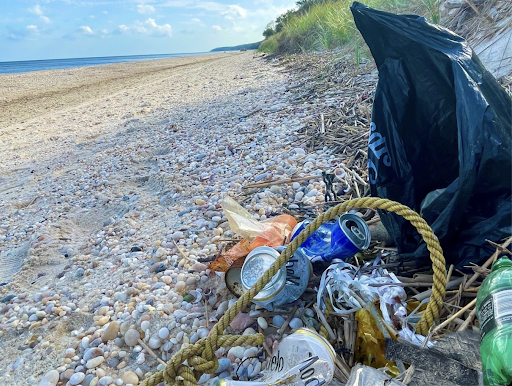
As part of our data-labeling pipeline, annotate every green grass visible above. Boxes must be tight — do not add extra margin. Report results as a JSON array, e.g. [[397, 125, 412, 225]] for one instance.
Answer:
[[258, 0, 420, 55]]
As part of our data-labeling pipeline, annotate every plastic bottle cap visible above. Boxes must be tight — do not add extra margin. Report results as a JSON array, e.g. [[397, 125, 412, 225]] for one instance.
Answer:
[[492, 257, 512, 272]]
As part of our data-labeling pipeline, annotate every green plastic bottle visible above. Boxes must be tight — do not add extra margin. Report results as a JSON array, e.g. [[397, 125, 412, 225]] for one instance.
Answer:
[[476, 257, 512, 386]]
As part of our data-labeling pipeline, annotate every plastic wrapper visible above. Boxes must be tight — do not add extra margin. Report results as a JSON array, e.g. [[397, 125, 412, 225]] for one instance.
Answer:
[[222, 197, 297, 245], [208, 198, 297, 272], [346, 364, 406, 386], [317, 260, 431, 348]]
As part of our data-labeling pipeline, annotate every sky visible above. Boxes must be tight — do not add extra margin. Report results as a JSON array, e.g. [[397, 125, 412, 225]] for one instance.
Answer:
[[0, 0, 295, 62]]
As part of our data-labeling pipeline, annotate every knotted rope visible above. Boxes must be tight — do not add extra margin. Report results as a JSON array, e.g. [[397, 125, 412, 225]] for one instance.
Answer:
[[141, 197, 447, 386]]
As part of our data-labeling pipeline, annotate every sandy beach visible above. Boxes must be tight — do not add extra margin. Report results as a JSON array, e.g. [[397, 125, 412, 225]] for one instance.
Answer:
[[0, 50, 338, 386]]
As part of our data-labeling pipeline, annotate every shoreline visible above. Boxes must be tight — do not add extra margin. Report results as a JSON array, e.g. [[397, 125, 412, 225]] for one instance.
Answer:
[[0, 52, 239, 130]]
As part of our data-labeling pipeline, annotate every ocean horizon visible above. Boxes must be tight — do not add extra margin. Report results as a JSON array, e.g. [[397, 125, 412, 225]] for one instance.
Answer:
[[0, 52, 211, 75]]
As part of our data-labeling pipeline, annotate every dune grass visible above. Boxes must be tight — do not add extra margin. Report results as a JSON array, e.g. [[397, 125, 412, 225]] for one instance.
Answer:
[[259, 0, 415, 54]]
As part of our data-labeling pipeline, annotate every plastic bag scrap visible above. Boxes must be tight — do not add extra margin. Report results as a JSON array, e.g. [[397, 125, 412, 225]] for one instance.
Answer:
[[351, 2, 512, 270], [208, 197, 297, 272], [345, 364, 406, 386], [316, 259, 432, 348]]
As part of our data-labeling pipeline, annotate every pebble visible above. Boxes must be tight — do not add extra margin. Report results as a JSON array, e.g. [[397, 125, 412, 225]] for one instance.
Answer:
[[272, 315, 286, 327], [101, 320, 120, 342], [148, 337, 162, 349], [158, 327, 169, 339], [289, 318, 304, 329], [215, 358, 231, 373], [69, 372, 86, 385], [121, 371, 139, 385], [38, 370, 59, 386], [98, 376, 113, 386], [86, 356, 105, 369], [227, 346, 245, 359], [83, 374, 96, 386], [140, 320, 151, 332], [124, 329, 140, 346], [257, 317, 268, 330]]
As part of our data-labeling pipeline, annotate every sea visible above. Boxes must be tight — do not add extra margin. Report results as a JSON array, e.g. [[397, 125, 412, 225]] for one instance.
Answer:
[[0, 52, 209, 75]]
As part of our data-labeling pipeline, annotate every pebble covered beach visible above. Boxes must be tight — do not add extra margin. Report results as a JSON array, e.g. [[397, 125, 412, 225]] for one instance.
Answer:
[[0, 51, 341, 386]]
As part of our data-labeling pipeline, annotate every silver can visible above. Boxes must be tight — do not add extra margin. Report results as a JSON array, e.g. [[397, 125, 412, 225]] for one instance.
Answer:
[[240, 246, 311, 311]]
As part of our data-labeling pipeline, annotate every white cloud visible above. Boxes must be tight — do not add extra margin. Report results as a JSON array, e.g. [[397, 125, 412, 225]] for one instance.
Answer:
[[162, 0, 194, 7], [101, 29, 108, 34], [103, 10, 108, 14], [80, 25, 94, 34], [130, 18, 172, 37], [145, 18, 172, 37], [118, 24, 129, 32], [192, 18, 201, 23], [212, 25, 222, 31], [26, 25, 39, 33], [193, 1, 225, 11], [29, 5, 44, 16], [29, 4, 52, 23], [137, 4, 156, 14], [222, 4, 247, 19]]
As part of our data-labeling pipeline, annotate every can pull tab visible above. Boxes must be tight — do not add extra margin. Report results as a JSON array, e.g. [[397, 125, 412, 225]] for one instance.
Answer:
[[351, 225, 365, 241]]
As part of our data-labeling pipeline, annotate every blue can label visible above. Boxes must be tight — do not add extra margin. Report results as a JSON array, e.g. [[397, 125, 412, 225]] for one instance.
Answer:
[[254, 249, 311, 310]]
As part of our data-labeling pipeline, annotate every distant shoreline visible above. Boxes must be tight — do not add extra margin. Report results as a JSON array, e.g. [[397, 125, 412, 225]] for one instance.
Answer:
[[0, 51, 215, 75], [0, 52, 241, 130]]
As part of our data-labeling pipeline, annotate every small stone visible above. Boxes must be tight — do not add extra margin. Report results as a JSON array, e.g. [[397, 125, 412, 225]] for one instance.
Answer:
[[289, 318, 303, 329], [83, 374, 96, 386], [76, 268, 85, 277], [140, 320, 150, 332], [257, 317, 268, 330], [229, 313, 254, 330], [243, 347, 258, 358], [101, 321, 120, 342], [96, 315, 110, 326], [272, 315, 285, 327], [38, 370, 59, 386], [158, 327, 169, 339], [148, 337, 161, 349], [98, 376, 113, 386], [69, 372, 86, 385], [227, 346, 244, 359], [86, 356, 105, 369], [121, 371, 139, 385], [124, 329, 140, 346], [215, 358, 231, 374]]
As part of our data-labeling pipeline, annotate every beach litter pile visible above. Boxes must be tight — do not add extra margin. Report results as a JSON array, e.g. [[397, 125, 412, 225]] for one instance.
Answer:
[[0, 2, 511, 386]]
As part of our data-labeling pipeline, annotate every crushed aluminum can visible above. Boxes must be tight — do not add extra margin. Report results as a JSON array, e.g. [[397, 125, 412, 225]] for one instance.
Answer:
[[214, 328, 336, 386], [240, 246, 311, 311]]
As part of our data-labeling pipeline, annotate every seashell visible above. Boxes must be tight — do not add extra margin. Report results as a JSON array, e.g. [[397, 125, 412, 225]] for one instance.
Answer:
[[188, 289, 202, 304]]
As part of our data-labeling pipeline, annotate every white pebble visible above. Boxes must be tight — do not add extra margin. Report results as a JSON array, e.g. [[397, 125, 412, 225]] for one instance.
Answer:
[[257, 317, 268, 330], [227, 346, 245, 359], [69, 372, 85, 385], [140, 320, 150, 332], [158, 327, 169, 339]]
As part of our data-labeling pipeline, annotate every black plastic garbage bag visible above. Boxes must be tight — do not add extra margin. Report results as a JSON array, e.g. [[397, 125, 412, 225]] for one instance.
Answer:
[[350, 2, 512, 269]]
